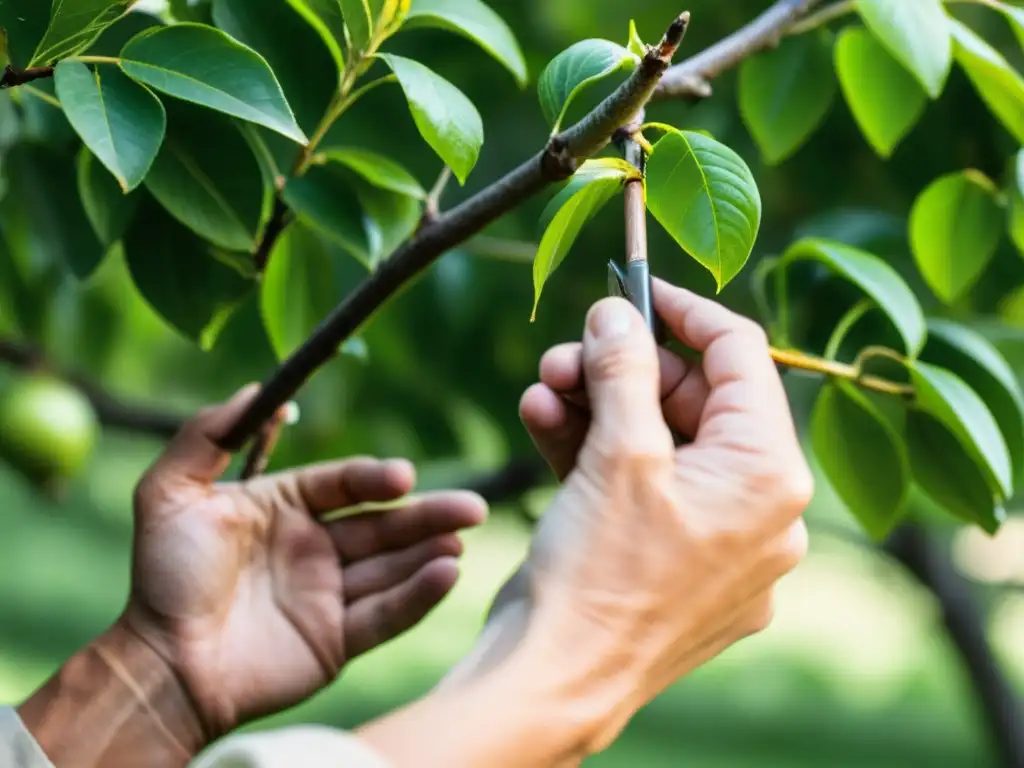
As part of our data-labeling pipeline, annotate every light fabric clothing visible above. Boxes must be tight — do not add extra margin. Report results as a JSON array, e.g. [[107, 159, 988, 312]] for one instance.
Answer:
[[0, 707, 53, 768], [0, 707, 389, 768]]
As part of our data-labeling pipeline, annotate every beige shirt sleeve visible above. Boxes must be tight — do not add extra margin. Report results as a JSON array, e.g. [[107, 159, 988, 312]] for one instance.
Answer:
[[190, 725, 391, 768], [0, 707, 54, 768]]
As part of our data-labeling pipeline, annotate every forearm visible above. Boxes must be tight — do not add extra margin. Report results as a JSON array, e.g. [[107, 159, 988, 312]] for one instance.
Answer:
[[17, 621, 208, 768]]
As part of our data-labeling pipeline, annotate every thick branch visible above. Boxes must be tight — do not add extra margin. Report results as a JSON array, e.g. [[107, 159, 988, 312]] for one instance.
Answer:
[[884, 525, 1024, 768], [0, 65, 55, 89], [654, 0, 825, 99], [0, 339, 184, 439], [218, 12, 691, 451]]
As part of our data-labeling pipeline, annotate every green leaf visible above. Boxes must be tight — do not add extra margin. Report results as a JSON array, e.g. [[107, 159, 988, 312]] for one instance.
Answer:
[[124, 194, 254, 349], [949, 19, 1024, 144], [339, 0, 372, 52], [905, 410, 1005, 533], [285, 0, 346, 72], [1016, 148, 1024, 196], [645, 130, 762, 291], [538, 39, 639, 133], [627, 19, 646, 59], [738, 30, 836, 165], [54, 61, 165, 193], [0, 0, 49, 67], [532, 168, 628, 320], [261, 221, 342, 359], [909, 359, 1013, 499], [854, 0, 951, 98], [4, 144, 105, 279], [834, 26, 927, 158], [811, 382, 909, 540], [30, 0, 133, 66], [377, 53, 483, 184], [538, 158, 638, 236], [352, 177, 421, 266], [318, 147, 425, 197], [144, 103, 269, 252], [76, 148, 139, 246], [783, 238, 927, 355], [909, 170, 1002, 304], [119, 23, 307, 144], [283, 164, 371, 265], [924, 318, 1024, 481], [212, 0, 338, 134], [991, 0, 1024, 51], [1011, 189, 1024, 257], [404, 0, 527, 87]]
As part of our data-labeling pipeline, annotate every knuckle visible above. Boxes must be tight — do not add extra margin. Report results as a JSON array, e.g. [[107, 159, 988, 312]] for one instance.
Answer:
[[746, 596, 776, 635], [736, 316, 769, 347], [745, 461, 814, 518]]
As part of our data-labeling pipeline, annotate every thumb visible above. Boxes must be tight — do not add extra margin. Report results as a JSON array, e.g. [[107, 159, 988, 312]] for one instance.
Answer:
[[148, 383, 262, 487], [581, 298, 671, 456]]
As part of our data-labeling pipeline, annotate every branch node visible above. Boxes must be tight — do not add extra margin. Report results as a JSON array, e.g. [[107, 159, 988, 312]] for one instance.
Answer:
[[541, 136, 577, 181]]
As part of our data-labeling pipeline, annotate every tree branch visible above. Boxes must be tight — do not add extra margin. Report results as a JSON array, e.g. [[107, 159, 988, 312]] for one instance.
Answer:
[[654, 0, 826, 99], [0, 65, 55, 89], [217, 12, 692, 452], [884, 525, 1024, 768], [0, 339, 185, 439], [253, 198, 293, 273]]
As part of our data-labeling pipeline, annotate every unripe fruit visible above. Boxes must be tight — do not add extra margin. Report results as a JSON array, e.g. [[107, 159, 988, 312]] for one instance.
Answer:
[[0, 374, 99, 489]]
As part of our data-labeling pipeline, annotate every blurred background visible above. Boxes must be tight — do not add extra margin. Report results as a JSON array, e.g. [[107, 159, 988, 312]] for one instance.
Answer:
[[2, 0, 1024, 765]]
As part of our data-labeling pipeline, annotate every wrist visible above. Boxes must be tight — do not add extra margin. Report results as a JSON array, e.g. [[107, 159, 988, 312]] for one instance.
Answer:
[[18, 620, 210, 767]]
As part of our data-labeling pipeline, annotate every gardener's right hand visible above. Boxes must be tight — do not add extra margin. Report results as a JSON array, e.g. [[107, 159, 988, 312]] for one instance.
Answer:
[[475, 280, 813, 751]]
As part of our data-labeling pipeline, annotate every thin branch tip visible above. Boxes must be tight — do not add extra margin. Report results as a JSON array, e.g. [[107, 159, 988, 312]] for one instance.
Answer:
[[660, 11, 691, 59]]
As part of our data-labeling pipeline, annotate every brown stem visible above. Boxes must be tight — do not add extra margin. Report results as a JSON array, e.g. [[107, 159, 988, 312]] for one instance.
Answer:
[[0, 65, 55, 89], [239, 409, 287, 480], [216, 13, 691, 452], [253, 198, 293, 273], [0, 339, 185, 438], [621, 140, 648, 267]]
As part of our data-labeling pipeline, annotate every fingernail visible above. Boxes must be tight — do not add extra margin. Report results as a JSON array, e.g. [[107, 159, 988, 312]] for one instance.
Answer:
[[588, 299, 634, 340]]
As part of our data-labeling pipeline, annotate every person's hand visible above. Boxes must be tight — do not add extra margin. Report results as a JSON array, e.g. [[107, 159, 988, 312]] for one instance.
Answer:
[[119, 387, 487, 738], [501, 280, 811, 750]]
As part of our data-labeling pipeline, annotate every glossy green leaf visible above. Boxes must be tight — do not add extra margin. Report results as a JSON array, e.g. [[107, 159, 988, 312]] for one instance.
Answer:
[[4, 144, 104, 279], [76, 148, 140, 246], [783, 238, 927, 355], [854, 0, 951, 98], [261, 221, 342, 359], [909, 359, 1013, 499], [144, 105, 269, 252], [283, 164, 371, 265], [538, 39, 639, 132], [738, 30, 836, 165], [55, 61, 165, 193], [339, 0, 373, 52], [996, 1, 1024, 50], [30, 0, 133, 66], [377, 53, 483, 184], [905, 410, 1005, 533], [924, 318, 1024, 480], [124, 195, 254, 350], [834, 26, 927, 158], [645, 130, 762, 291], [949, 19, 1024, 144], [212, 0, 338, 133], [532, 169, 628, 320], [812, 382, 909, 540], [285, 0, 346, 71], [0, 0, 49, 67], [909, 170, 1002, 304], [538, 158, 638, 236], [404, 0, 527, 86], [627, 19, 646, 58], [169, 0, 213, 23], [119, 23, 307, 144], [1011, 189, 1024, 257], [319, 147, 425, 197]]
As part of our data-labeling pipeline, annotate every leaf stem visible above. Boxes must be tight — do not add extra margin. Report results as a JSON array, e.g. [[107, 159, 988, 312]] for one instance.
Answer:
[[853, 345, 908, 371], [771, 347, 914, 397], [823, 298, 873, 361], [424, 166, 453, 221], [70, 55, 121, 66]]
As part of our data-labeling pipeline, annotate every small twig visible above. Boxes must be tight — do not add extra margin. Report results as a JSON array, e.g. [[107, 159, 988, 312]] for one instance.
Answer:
[[786, 0, 854, 35], [253, 198, 293, 272], [770, 347, 914, 398], [424, 167, 453, 223], [0, 65, 55, 89], [621, 138, 648, 267], [0, 339, 185, 438], [217, 12, 692, 452]]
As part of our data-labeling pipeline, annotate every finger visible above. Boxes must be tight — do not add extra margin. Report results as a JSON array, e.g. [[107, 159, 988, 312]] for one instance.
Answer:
[[343, 534, 464, 602], [147, 384, 261, 487], [652, 279, 797, 449], [250, 457, 416, 517], [330, 491, 487, 562], [344, 557, 460, 658], [540, 342, 710, 438], [519, 383, 588, 481]]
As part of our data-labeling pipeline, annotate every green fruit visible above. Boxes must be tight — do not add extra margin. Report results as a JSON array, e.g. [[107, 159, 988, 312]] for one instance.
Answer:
[[0, 374, 99, 486]]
